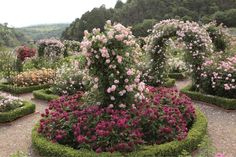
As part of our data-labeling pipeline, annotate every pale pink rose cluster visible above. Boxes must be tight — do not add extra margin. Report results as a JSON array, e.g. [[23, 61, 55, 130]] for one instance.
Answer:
[[201, 54, 236, 90]]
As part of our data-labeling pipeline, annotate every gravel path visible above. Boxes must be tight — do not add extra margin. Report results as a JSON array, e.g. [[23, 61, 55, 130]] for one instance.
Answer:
[[0, 93, 47, 157], [175, 80, 236, 157]]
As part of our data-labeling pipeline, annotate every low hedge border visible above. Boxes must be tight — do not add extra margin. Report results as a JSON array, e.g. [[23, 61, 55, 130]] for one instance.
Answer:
[[0, 83, 51, 94], [33, 89, 59, 101], [32, 108, 207, 157], [0, 101, 35, 123], [181, 85, 236, 110], [163, 78, 176, 87], [168, 73, 186, 80]]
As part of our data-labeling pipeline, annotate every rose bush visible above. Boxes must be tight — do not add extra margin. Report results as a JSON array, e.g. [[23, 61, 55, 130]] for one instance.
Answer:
[[12, 68, 55, 87], [145, 19, 213, 87], [200, 54, 236, 98], [38, 87, 196, 153], [0, 92, 23, 112], [51, 60, 91, 96], [80, 21, 144, 108], [37, 38, 64, 59]]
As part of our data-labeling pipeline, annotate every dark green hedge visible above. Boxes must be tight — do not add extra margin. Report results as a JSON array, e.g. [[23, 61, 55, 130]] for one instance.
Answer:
[[163, 78, 176, 88], [33, 89, 59, 101], [0, 83, 51, 94], [181, 85, 236, 110], [0, 101, 35, 123], [168, 73, 186, 80], [32, 108, 207, 157]]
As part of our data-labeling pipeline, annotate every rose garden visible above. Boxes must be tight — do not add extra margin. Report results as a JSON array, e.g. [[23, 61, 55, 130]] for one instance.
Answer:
[[0, 19, 235, 157]]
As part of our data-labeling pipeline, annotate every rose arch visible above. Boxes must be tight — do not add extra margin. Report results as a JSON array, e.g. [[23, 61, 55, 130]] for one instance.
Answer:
[[145, 19, 214, 87]]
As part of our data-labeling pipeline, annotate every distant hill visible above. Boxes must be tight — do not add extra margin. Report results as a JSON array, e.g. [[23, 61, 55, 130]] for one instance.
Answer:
[[0, 23, 29, 48], [18, 23, 69, 41]]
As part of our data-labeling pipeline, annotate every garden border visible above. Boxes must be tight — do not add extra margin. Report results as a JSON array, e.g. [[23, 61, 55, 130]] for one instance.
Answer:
[[0, 101, 35, 123], [181, 85, 236, 110], [32, 108, 207, 157], [0, 83, 51, 94], [33, 89, 59, 101]]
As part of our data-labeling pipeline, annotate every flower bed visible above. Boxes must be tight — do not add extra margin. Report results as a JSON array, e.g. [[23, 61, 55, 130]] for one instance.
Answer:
[[32, 108, 207, 157], [0, 92, 35, 122], [0, 83, 51, 94], [181, 85, 236, 110], [33, 89, 59, 101], [12, 68, 55, 87]]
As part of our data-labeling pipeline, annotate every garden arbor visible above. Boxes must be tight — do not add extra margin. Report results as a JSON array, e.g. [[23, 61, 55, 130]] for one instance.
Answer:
[[146, 19, 214, 87]]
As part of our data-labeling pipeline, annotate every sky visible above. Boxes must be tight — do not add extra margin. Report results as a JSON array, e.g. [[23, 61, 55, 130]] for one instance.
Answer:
[[0, 0, 126, 28]]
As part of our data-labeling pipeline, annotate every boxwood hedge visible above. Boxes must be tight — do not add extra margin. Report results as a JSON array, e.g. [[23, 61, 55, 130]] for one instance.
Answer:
[[32, 108, 207, 157], [163, 78, 176, 87], [0, 101, 35, 123], [33, 89, 59, 101], [181, 85, 236, 110], [168, 73, 186, 80], [0, 83, 51, 94]]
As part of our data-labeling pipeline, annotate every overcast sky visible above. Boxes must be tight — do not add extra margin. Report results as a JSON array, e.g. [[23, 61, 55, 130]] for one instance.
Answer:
[[0, 0, 126, 28]]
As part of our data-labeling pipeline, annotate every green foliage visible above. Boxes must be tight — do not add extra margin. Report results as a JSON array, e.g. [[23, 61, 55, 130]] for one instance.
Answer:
[[0, 101, 35, 123], [0, 23, 29, 48], [132, 19, 156, 37], [10, 151, 28, 157], [213, 9, 236, 27], [168, 73, 186, 80], [62, 6, 114, 41], [32, 108, 207, 157], [0, 51, 17, 81], [17, 24, 69, 41], [181, 85, 236, 110], [33, 89, 59, 101], [0, 83, 51, 94], [62, 0, 236, 40]]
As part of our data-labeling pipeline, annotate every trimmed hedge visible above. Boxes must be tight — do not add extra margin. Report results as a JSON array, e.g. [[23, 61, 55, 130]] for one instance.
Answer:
[[181, 85, 236, 110], [32, 108, 207, 157], [163, 78, 176, 87], [33, 89, 59, 101], [0, 101, 35, 123], [168, 73, 186, 80], [0, 83, 51, 94]]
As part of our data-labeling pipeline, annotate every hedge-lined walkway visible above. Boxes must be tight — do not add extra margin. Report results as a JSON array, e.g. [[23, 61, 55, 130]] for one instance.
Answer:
[[176, 80, 236, 157], [0, 93, 45, 157]]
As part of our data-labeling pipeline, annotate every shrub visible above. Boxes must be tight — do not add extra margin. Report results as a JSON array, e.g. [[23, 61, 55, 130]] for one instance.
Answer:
[[0, 51, 17, 81], [37, 38, 64, 59], [0, 92, 23, 112], [12, 68, 55, 87], [51, 60, 90, 96], [80, 20, 144, 108], [38, 87, 196, 153], [16, 45, 36, 62], [200, 54, 236, 99]]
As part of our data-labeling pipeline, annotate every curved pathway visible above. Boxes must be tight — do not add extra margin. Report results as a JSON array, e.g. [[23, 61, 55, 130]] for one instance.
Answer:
[[176, 80, 236, 157], [0, 93, 47, 157]]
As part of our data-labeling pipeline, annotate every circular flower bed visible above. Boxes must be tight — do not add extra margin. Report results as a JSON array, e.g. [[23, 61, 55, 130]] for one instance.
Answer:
[[37, 87, 196, 153]]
